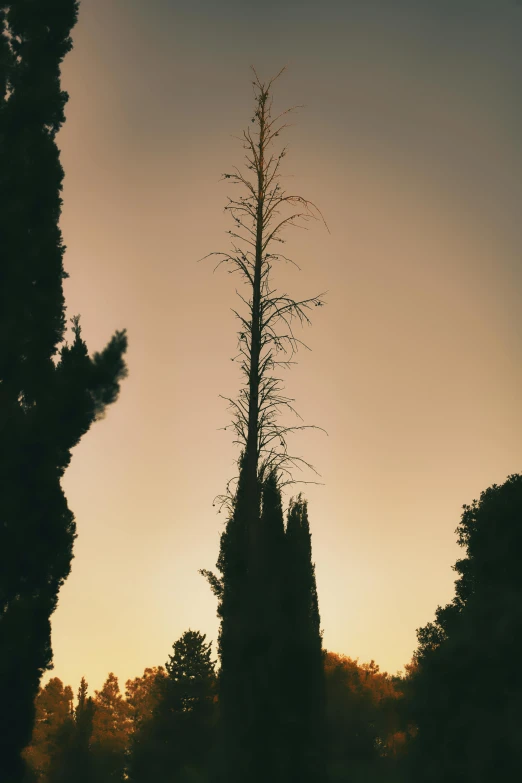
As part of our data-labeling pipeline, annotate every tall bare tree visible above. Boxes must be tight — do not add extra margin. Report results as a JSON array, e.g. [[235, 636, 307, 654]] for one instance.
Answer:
[[201, 68, 327, 783], [207, 66, 327, 514]]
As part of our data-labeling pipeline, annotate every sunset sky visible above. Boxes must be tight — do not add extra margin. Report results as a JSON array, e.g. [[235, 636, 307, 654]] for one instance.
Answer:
[[48, 0, 522, 695]]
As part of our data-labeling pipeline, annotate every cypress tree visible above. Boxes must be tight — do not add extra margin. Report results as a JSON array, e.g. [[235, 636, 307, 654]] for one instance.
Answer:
[[211, 456, 252, 783], [209, 468, 287, 783], [0, 3, 127, 780], [284, 496, 326, 782], [212, 474, 325, 783], [247, 471, 287, 782]]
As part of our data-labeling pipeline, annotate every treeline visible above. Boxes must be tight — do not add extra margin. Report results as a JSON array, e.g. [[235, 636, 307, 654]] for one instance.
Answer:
[[23, 472, 522, 783], [22, 635, 408, 783]]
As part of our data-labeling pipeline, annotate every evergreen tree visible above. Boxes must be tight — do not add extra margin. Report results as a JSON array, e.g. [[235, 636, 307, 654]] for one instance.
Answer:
[[201, 69, 326, 783], [128, 630, 217, 783], [91, 674, 131, 783], [74, 678, 95, 767], [0, 3, 127, 779], [53, 677, 96, 783], [207, 457, 251, 783], [284, 495, 326, 782], [245, 472, 287, 781], [405, 474, 522, 782]]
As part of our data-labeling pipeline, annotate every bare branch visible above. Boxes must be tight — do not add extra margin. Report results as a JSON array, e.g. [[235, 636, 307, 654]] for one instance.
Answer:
[[204, 68, 329, 506]]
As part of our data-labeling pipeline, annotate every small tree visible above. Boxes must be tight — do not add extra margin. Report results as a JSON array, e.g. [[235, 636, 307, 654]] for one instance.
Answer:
[[91, 674, 131, 783], [128, 631, 217, 783], [64, 677, 96, 783]]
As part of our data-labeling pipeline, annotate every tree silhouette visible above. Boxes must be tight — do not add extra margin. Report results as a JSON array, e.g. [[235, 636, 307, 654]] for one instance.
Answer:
[[200, 69, 327, 783], [323, 653, 407, 782], [19, 646, 411, 783], [91, 674, 131, 783], [0, 3, 127, 780], [205, 67, 327, 513], [284, 495, 326, 782], [22, 678, 74, 782], [22, 676, 97, 783], [62, 678, 96, 783], [405, 474, 522, 782], [128, 630, 217, 783]]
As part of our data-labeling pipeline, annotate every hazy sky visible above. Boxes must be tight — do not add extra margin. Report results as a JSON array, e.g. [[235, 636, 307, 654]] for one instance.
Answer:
[[47, 0, 522, 695]]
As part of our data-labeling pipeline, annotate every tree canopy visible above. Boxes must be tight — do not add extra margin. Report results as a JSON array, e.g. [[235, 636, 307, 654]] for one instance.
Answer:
[[0, 3, 127, 778], [405, 474, 522, 782]]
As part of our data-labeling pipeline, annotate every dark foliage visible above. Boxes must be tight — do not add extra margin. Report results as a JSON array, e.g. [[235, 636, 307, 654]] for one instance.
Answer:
[[324, 653, 407, 783], [204, 470, 325, 783], [22, 646, 409, 783], [242, 471, 288, 783], [128, 630, 217, 783], [207, 456, 255, 783], [405, 474, 522, 782], [284, 495, 327, 782], [204, 466, 286, 783], [50, 678, 96, 783], [0, 3, 127, 780]]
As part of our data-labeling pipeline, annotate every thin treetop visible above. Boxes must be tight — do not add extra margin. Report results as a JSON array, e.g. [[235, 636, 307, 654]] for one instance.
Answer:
[[203, 66, 328, 508]]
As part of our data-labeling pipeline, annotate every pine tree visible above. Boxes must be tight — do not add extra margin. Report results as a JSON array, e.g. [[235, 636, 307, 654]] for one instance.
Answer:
[[200, 69, 327, 782], [91, 674, 131, 783], [56, 677, 96, 783], [0, 4, 127, 779], [75, 678, 95, 761], [128, 630, 217, 783]]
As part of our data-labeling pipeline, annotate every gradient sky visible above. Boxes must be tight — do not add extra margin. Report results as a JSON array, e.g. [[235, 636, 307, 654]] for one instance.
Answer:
[[46, 0, 522, 695]]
